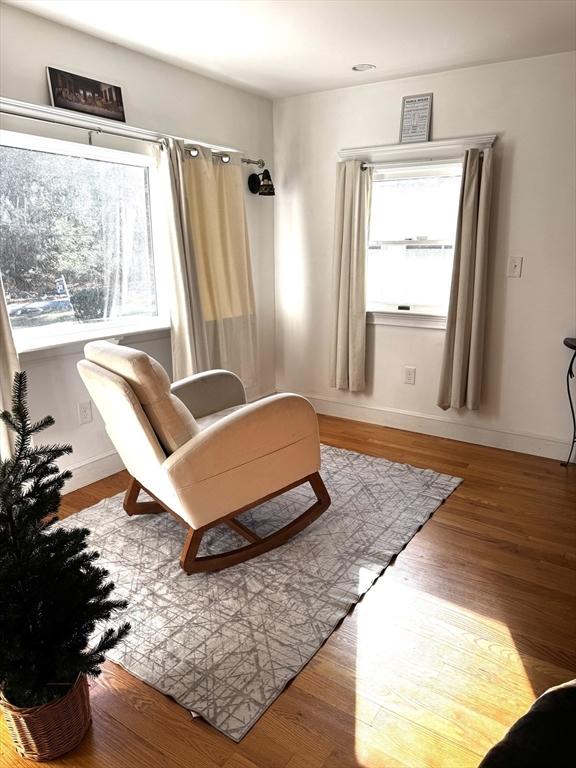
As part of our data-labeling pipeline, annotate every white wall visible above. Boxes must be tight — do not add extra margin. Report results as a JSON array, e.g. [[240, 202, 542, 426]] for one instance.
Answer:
[[274, 53, 576, 460], [0, 3, 275, 489], [2, 2, 575, 484]]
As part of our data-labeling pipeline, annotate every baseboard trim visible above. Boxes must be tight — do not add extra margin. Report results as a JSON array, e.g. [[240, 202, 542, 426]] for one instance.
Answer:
[[63, 450, 124, 493], [61, 389, 571, 494], [304, 392, 572, 462]]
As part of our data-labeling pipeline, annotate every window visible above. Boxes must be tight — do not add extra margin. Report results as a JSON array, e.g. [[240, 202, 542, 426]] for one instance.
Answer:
[[366, 161, 462, 319], [0, 131, 168, 352]]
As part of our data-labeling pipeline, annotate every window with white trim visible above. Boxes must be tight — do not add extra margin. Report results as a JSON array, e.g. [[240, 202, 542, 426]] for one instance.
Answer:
[[0, 130, 168, 352], [366, 161, 463, 318]]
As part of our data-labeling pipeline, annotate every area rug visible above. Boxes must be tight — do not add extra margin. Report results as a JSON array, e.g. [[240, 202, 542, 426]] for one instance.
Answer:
[[60, 445, 462, 741]]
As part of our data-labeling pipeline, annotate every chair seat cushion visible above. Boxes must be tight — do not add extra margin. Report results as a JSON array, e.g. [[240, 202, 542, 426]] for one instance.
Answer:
[[195, 404, 244, 430]]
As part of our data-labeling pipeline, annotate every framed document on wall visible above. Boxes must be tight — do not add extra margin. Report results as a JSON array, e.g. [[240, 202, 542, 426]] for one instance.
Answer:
[[399, 93, 433, 143]]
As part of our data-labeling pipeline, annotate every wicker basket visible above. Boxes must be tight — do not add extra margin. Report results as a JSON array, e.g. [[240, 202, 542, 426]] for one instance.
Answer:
[[0, 674, 92, 761]]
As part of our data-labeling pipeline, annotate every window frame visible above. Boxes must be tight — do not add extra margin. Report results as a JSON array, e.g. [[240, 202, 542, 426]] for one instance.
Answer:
[[0, 129, 170, 353], [366, 159, 462, 327]]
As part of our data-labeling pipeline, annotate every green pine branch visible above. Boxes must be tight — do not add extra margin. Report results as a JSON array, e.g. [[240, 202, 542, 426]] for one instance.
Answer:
[[0, 371, 131, 707]]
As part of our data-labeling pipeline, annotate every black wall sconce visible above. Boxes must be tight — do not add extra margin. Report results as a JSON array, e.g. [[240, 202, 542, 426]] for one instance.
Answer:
[[248, 168, 275, 196]]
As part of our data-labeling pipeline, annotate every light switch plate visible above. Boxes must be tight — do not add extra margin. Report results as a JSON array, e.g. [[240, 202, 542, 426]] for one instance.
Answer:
[[507, 256, 523, 278], [78, 401, 92, 425], [404, 366, 416, 385]]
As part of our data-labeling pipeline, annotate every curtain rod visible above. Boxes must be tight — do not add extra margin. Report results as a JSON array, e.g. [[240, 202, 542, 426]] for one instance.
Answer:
[[360, 157, 467, 170], [340, 134, 497, 167], [0, 96, 266, 168]]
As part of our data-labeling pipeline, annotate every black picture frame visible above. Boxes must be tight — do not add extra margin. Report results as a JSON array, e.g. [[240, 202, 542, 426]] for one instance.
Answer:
[[46, 67, 126, 123]]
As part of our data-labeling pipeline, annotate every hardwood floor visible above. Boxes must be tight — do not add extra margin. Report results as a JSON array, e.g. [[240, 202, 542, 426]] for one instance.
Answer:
[[2, 415, 575, 767]]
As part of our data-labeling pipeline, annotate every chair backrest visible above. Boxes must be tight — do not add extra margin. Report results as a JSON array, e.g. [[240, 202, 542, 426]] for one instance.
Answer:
[[77, 358, 168, 492], [78, 341, 199, 459]]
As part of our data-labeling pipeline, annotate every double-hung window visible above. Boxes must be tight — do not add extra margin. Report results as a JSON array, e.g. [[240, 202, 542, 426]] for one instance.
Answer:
[[366, 161, 463, 322], [0, 130, 168, 352]]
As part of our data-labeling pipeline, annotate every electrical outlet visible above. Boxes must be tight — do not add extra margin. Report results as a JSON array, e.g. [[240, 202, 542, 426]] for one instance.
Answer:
[[507, 256, 523, 278], [404, 366, 416, 385], [78, 401, 92, 425]]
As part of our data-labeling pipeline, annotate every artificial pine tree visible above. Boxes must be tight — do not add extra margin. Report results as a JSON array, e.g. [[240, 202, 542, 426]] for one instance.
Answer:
[[0, 371, 130, 708]]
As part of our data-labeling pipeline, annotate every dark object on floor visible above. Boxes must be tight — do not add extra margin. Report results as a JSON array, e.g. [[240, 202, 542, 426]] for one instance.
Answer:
[[562, 337, 576, 466], [479, 680, 576, 768]]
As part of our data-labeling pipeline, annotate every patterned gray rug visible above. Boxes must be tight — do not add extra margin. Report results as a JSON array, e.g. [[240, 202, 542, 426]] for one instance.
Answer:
[[60, 445, 461, 741]]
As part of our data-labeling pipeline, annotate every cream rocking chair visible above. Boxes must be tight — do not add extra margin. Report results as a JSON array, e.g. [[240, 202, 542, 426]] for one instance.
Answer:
[[77, 341, 331, 574]]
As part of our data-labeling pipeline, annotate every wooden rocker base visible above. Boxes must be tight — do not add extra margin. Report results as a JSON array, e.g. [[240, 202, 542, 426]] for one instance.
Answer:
[[122, 472, 331, 574]]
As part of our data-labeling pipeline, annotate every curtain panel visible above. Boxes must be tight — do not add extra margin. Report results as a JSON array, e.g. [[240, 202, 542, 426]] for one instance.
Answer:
[[329, 160, 373, 392], [0, 274, 19, 458], [164, 139, 211, 379], [164, 141, 257, 387], [438, 147, 494, 411]]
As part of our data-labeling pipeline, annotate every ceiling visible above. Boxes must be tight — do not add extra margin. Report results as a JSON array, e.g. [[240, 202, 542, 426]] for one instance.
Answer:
[[6, 0, 576, 98]]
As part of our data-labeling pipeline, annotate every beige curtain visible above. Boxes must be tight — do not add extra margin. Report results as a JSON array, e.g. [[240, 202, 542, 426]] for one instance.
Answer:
[[164, 141, 257, 386], [329, 160, 373, 392], [164, 140, 211, 379], [438, 148, 494, 411], [0, 274, 19, 458]]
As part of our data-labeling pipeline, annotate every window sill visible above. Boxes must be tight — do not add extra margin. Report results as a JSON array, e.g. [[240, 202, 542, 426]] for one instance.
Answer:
[[366, 311, 447, 330], [17, 321, 171, 361]]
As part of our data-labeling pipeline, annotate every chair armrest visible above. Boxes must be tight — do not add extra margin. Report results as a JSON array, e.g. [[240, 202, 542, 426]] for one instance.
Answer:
[[170, 369, 246, 418], [163, 393, 318, 487]]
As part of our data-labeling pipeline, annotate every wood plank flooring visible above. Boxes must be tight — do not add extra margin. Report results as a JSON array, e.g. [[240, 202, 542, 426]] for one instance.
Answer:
[[1, 415, 575, 767]]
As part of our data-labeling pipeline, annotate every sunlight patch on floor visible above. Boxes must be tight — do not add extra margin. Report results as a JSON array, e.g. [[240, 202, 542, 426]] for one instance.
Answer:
[[353, 570, 534, 767]]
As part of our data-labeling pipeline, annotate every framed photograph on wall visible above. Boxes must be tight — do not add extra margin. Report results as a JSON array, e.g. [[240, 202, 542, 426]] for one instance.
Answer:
[[399, 93, 433, 143], [46, 67, 126, 122]]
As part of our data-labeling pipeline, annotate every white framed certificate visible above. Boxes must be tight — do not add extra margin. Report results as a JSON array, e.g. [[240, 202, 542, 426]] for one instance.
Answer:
[[399, 93, 433, 143]]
